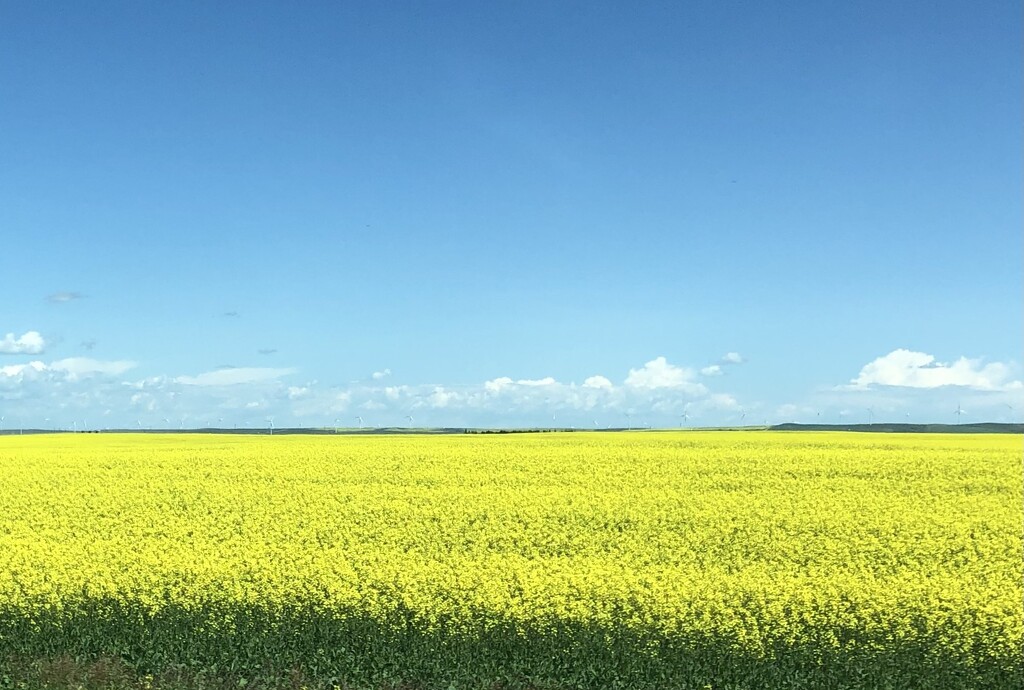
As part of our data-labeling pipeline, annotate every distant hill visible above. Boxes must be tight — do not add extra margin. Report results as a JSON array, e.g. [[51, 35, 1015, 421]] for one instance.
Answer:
[[769, 422, 1024, 434]]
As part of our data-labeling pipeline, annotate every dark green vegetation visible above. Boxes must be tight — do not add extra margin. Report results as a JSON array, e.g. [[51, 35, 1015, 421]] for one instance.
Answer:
[[3, 605, 1021, 690]]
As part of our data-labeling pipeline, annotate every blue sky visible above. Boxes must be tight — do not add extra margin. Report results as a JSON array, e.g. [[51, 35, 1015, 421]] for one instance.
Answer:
[[1, 1, 1021, 430]]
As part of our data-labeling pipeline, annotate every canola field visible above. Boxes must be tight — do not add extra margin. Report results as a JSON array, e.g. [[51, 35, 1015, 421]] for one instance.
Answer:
[[0, 431, 1021, 689]]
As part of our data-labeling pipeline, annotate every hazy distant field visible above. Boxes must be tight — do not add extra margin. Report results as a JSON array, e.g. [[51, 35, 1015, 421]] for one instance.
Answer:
[[0, 432, 1020, 689]]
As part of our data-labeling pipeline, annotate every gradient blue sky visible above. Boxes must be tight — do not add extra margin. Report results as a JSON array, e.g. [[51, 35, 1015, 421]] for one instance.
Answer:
[[1, 1, 1021, 429]]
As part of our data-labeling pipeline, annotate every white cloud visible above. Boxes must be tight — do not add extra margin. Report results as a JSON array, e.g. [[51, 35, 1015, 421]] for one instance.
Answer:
[[484, 376, 557, 391], [706, 393, 739, 410], [287, 386, 310, 400], [2, 354, 763, 429], [129, 393, 158, 412], [428, 386, 457, 408], [372, 368, 391, 380], [175, 367, 295, 386], [625, 357, 705, 394], [0, 360, 47, 377], [50, 357, 137, 379], [384, 386, 406, 400], [699, 353, 743, 377], [516, 377, 556, 387], [484, 377, 514, 393], [848, 349, 1020, 391], [0, 331, 46, 355], [124, 375, 167, 390]]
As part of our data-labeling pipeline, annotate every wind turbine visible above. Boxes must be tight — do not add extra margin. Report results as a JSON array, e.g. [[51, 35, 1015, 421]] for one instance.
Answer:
[[0, 416, 4, 433], [162, 417, 170, 429], [1006, 403, 1016, 423], [136, 420, 142, 432], [405, 415, 414, 427], [739, 409, 747, 424], [625, 412, 632, 430], [356, 415, 364, 429], [334, 417, 340, 434], [593, 419, 599, 429], [955, 404, 964, 424], [679, 409, 690, 428], [267, 417, 274, 435], [866, 407, 874, 425]]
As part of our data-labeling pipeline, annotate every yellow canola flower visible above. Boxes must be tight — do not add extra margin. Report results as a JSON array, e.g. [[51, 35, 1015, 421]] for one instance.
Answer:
[[0, 431, 1020, 677]]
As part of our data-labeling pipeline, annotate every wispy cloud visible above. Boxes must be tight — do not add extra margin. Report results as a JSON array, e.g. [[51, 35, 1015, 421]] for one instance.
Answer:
[[287, 386, 311, 400], [257, 348, 277, 355], [221, 311, 240, 318], [701, 352, 744, 377], [0, 331, 46, 355], [175, 367, 296, 386], [50, 357, 137, 379], [46, 291, 84, 304], [706, 393, 740, 410], [80, 339, 97, 351], [0, 357, 135, 381], [372, 368, 391, 380]]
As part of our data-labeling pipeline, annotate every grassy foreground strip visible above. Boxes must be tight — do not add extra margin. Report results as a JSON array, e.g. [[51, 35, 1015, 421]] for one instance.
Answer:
[[0, 432, 1021, 689]]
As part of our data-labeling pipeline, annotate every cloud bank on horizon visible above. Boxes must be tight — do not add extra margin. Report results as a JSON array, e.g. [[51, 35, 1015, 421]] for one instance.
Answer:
[[1, 337, 1021, 429]]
